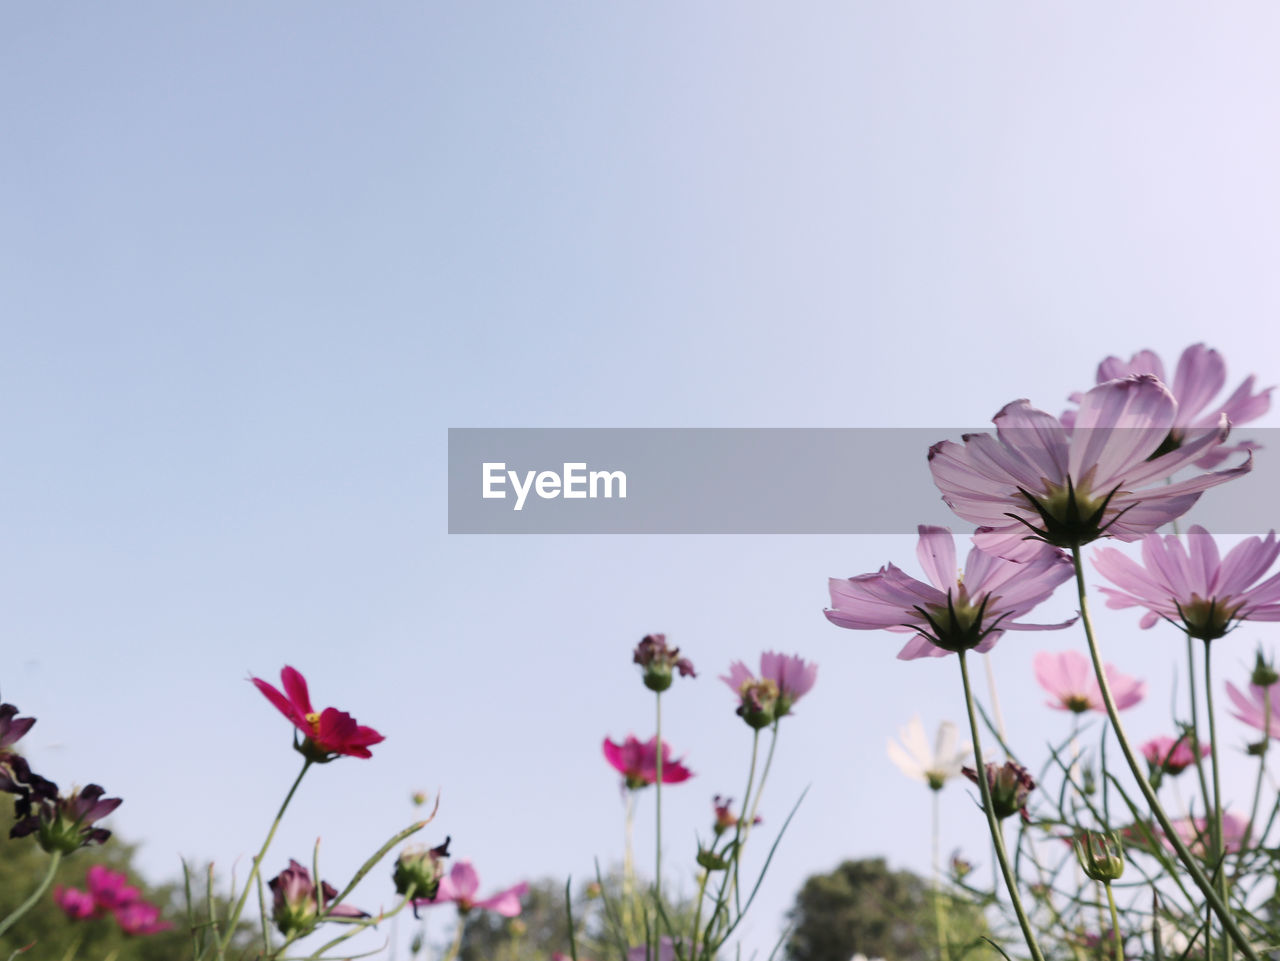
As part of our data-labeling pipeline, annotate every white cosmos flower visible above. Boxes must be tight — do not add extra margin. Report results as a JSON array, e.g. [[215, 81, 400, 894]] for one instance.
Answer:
[[887, 716, 972, 790]]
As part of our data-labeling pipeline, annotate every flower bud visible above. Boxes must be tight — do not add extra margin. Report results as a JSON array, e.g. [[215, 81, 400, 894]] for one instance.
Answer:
[[963, 761, 1034, 821], [634, 634, 696, 692], [950, 852, 972, 881], [393, 838, 451, 900], [735, 679, 779, 729], [1252, 649, 1280, 688], [1074, 830, 1125, 883], [696, 846, 730, 871]]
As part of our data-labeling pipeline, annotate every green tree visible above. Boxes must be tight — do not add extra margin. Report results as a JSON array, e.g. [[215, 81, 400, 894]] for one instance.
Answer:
[[785, 858, 990, 961]]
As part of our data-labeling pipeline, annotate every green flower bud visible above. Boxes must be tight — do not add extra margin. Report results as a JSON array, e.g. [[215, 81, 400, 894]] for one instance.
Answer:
[[1074, 830, 1125, 883], [393, 837, 451, 899]]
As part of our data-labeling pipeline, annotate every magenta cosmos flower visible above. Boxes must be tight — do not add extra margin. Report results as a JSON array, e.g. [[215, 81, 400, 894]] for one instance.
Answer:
[[1033, 650, 1145, 714], [1093, 527, 1280, 642], [1226, 681, 1280, 739], [603, 735, 693, 789], [826, 526, 1075, 659], [929, 376, 1250, 555], [414, 860, 528, 917], [720, 652, 818, 728], [1141, 735, 1209, 776], [1065, 344, 1271, 469], [252, 665, 385, 761]]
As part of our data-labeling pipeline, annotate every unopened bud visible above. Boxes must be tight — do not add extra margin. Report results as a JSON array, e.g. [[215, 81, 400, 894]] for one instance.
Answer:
[[1074, 830, 1125, 883], [393, 837, 451, 899]]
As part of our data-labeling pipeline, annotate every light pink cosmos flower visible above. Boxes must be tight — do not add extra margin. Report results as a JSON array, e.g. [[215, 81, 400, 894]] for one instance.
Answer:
[[929, 376, 1250, 556], [1093, 527, 1280, 642], [603, 735, 693, 789], [1167, 811, 1250, 856], [1033, 650, 1145, 714], [628, 938, 677, 961], [1064, 344, 1272, 469], [1226, 681, 1280, 739], [720, 652, 818, 727], [415, 859, 528, 917], [826, 526, 1075, 659], [1140, 735, 1209, 776]]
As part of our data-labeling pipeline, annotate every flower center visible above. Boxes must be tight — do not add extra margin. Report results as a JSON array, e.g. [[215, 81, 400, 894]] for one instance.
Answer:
[[1064, 695, 1091, 714], [304, 711, 322, 735]]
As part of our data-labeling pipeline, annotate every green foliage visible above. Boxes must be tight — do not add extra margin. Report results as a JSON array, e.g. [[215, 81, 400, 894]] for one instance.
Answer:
[[784, 858, 990, 961], [0, 794, 250, 960]]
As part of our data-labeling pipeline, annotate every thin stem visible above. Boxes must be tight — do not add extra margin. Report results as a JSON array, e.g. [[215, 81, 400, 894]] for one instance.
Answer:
[[957, 651, 1046, 961], [1069, 546, 1258, 961], [1105, 883, 1122, 961], [441, 914, 466, 961], [1204, 640, 1230, 961], [1187, 633, 1215, 828], [655, 691, 664, 912], [221, 757, 313, 951], [1237, 698, 1270, 875], [0, 849, 62, 938], [932, 789, 950, 961]]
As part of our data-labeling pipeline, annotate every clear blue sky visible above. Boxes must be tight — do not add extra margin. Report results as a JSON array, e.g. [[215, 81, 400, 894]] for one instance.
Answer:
[[5, 4, 1280, 958]]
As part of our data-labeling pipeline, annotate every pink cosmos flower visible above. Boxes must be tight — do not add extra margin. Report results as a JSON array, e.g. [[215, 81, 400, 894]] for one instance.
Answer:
[[1064, 344, 1272, 469], [603, 735, 693, 789], [929, 376, 1250, 555], [252, 665, 385, 761], [720, 652, 818, 727], [415, 859, 528, 917], [1033, 650, 1145, 714], [1093, 527, 1280, 641], [628, 938, 677, 961], [54, 885, 98, 920], [1167, 811, 1250, 856], [826, 526, 1075, 660], [86, 865, 142, 912], [114, 900, 175, 935], [1140, 735, 1209, 776], [1226, 681, 1280, 739]]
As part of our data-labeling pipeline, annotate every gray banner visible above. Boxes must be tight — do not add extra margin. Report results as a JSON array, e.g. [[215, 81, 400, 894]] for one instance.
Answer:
[[447, 428, 1280, 535]]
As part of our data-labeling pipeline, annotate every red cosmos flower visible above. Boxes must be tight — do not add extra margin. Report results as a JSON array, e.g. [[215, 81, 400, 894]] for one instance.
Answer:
[[603, 735, 693, 790], [252, 666, 385, 762]]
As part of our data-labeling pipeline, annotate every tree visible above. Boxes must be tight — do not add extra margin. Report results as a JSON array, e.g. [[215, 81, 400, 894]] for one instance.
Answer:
[[784, 858, 988, 961]]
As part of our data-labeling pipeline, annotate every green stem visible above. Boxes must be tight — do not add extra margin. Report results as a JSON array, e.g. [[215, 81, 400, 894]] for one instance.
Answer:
[[957, 651, 1046, 961], [704, 729, 760, 950], [1069, 546, 1257, 961], [932, 789, 950, 961], [689, 870, 711, 961], [1105, 883, 1122, 961], [221, 757, 313, 952], [1237, 700, 1269, 877], [1204, 640, 1231, 961], [0, 849, 62, 938], [655, 690, 663, 913], [440, 913, 466, 961]]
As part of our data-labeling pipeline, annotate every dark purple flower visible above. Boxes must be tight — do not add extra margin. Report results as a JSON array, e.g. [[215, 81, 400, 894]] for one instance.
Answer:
[[10, 783, 122, 853], [633, 634, 696, 692], [0, 703, 35, 753], [963, 760, 1035, 821], [269, 859, 367, 937]]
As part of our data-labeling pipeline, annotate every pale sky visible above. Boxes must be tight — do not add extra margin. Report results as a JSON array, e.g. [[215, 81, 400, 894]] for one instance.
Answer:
[[5, 4, 1280, 958]]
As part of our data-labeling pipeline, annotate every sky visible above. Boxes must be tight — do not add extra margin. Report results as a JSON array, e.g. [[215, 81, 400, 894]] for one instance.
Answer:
[[5, 4, 1280, 959]]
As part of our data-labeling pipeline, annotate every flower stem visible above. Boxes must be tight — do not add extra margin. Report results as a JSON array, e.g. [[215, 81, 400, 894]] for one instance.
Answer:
[[957, 651, 1045, 961], [441, 914, 466, 961], [655, 690, 664, 913], [0, 849, 61, 938], [221, 757, 313, 952], [932, 789, 950, 961], [1069, 546, 1257, 961], [1204, 641, 1231, 961], [1104, 883, 1122, 961]]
